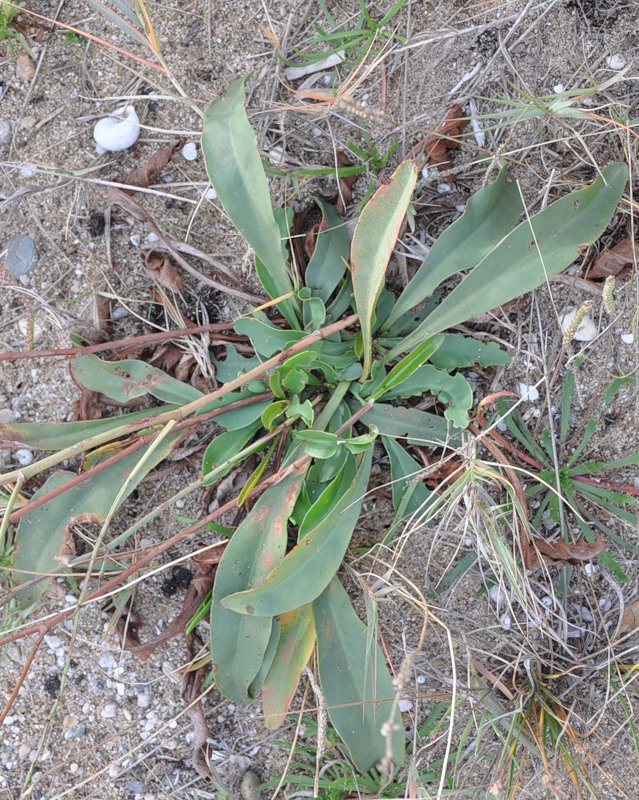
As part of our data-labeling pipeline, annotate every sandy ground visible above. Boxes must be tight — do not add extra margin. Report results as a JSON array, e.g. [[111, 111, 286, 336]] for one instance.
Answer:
[[2, 1, 639, 798]]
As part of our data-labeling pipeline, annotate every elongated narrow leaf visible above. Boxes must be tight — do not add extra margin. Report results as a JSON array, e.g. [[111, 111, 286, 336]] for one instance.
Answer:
[[222, 448, 373, 617], [360, 402, 457, 447], [247, 617, 280, 700], [12, 433, 180, 608], [0, 406, 176, 451], [210, 469, 306, 702], [369, 335, 444, 400], [429, 334, 511, 369], [305, 198, 350, 302], [71, 354, 202, 404], [202, 77, 299, 327], [351, 162, 417, 378], [392, 163, 628, 356], [313, 577, 404, 772], [384, 165, 522, 330], [383, 435, 434, 518], [262, 605, 316, 729]]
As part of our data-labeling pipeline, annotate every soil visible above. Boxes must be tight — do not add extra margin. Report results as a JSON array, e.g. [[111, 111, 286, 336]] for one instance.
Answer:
[[1, 1, 639, 799]]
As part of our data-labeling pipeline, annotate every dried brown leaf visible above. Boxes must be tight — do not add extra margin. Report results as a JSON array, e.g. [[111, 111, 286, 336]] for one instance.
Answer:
[[408, 103, 468, 175], [119, 139, 185, 194], [589, 237, 637, 280], [525, 534, 605, 570], [143, 249, 184, 292], [618, 597, 639, 637]]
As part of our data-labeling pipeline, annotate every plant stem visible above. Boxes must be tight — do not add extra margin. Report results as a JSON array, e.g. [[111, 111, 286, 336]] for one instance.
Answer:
[[0, 314, 359, 487]]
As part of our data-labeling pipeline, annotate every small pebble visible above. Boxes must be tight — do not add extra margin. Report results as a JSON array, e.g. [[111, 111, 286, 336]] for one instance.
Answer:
[[18, 744, 31, 761], [268, 146, 286, 164], [130, 234, 141, 247], [44, 635, 62, 651], [20, 116, 37, 130], [455, 203, 466, 213], [69, 764, 79, 775], [0, 118, 11, 149], [621, 333, 634, 344], [101, 704, 117, 719], [500, 613, 512, 630], [182, 141, 197, 161], [205, 187, 217, 201], [15, 449, 34, 466], [111, 304, 129, 321], [599, 597, 612, 612], [398, 699, 413, 713], [137, 694, 151, 708], [416, 674, 426, 685], [240, 770, 262, 800], [2, 235, 39, 278], [553, 83, 565, 93], [0, 409, 15, 424], [146, 232, 159, 243], [436, 182, 452, 193], [584, 562, 597, 576], [17, 319, 45, 342], [560, 307, 597, 342], [15, 54, 36, 81], [517, 383, 539, 402], [607, 53, 626, 70], [127, 780, 145, 794], [20, 164, 36, 178]]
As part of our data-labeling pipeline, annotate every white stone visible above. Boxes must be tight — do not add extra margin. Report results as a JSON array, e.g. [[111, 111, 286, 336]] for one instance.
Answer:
[[584, 562, 597, 576], [17, 318, 44, 342], [94, 105, 140, 153], [499, 613, 512, 630], [398, 699, 413, 713], [599, 597, 611, 612], [146, 232, 159, 243], [182, 141, 197, 161], [607, 53, 626, 70], [15, 449, 34, 466], [137, 694, 151, 708], [559, 307, 598, 341], [517, 383, 539, 402], [553, 83, 565, 93], [455, 203, 466, 213], [436, 182, 451, 193], [268, 146, 286, 164], [0, 409, 15, 424], [44, 635, 62, 651], [101, 704, 117, 719], [205, 187, 217, 201], [621, 333, 634, 344], [416, 674, 426, 685]]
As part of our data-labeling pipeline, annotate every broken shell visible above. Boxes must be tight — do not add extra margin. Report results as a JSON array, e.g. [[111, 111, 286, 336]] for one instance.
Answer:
[[620, 333, 634, 344], [559, 307, 597, 342], [517, 382, 539, 401], [93, 105, 140, 153]]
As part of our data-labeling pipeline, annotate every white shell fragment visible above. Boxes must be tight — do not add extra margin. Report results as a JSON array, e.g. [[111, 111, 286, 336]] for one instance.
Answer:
[[559, 307, 598, 342], [620, 333, 634, 344], [284, 50, 345, 81], [15, 449, 34, 466], [553, 83, 565, 94], [518, 382, 540, 402], [398, 699, 414, 713], [499, 612, 512, 630], [607, 53, 626, 70], [204, 186, 217, 201], [93, 105, 140, 154], [182, 141, 197, 161]]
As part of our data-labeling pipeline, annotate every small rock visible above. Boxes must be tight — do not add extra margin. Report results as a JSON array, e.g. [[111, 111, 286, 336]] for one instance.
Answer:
[[398, 698, 414, 713], [416, 674, 426, 685], [0, 409, 15, 424], [607, 53, 626, 70], [15, 54, 35, 82], [182, 141, 197, 161], [137, 694, 151, 709], [240, 770, 262, 800], [69, 763, 79, 774], [584, 562, 598, 576], [205, 187, 217, 201], [500, 613, 512, 630], [15, 449, 34, 466], [517, 382, 539, 402], [599, 597, 612, 612], [553, 83, 565, 93], [44, 635, 62, 651], [559, 307, 597, 342], [101, 704, 117, 720], [99, 651, 116, 669], [17, 318, 45, 342], [2, 235, 39, 278], [127, 780, 145, 794], [20, 116, 37, 130], [146, 232, 159, 243], [436, 182, 451, 193], [455, 203, 466, 213], [621, 333, 634, 344], [0, 118, 11, 149], [18, 744, 31, 761]]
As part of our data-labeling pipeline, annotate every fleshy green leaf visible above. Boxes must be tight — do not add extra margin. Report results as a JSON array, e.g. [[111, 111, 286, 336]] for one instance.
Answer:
[[379, 365, 473, 429], [12, 433, 180, 608], [392, 162, 628, 356], [202, 77, 299, 327], [293, 429, 339, 459], [313, 577, 405, 772], [384, 165, 522, 331], [382, 435, 435, 518], [234, 314, 305, 358], [210, 468, 306, 703], [351, 161, 417, 379], [221, 449, 373, 617], [262, 605, 316, 730], [429, 335, 511, 369], [202, 422, 261, 482], [369, 335, 444, 401], [360, 402, 457, 447], [70, 354, 202, 404], [305, 198, 350, 302]]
